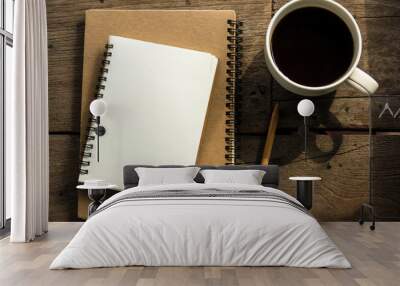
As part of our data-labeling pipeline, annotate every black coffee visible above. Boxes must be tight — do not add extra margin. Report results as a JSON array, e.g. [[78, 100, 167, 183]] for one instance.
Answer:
[[271, 7, 354, 87]]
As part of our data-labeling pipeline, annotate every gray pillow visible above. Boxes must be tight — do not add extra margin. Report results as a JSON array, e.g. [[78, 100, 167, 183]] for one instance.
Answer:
[[200, 169, 266, 185], [135, 167, 200, 186]]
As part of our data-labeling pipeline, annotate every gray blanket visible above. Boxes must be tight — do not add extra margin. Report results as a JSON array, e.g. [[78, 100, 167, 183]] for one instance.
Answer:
[[91, 189, 308, 218]]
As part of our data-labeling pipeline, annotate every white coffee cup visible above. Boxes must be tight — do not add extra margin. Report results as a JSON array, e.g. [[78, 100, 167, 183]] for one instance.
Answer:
[[264, 0, 379, 96]]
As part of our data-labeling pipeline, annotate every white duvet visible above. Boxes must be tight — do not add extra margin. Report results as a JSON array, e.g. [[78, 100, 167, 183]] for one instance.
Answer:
[[50, 183, 350, 269]]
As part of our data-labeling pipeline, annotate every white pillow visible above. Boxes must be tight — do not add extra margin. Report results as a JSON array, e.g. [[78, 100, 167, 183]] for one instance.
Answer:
[[135, 167, 200, 186], [200, 169, 266, 185]]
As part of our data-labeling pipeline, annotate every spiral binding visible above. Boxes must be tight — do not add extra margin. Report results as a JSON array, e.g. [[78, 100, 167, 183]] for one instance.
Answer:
[[225, 19, 243, 165], [79, 43, 113, 175], [80, 30, 241, 170]]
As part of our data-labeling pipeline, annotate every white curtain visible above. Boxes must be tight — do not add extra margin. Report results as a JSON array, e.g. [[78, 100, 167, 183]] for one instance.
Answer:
[[8, 0, 49, 242]]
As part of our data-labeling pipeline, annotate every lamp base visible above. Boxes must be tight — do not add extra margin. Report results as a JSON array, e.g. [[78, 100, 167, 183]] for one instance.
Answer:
[[359, 203, 376, 231], [95, 126, 106, 136]]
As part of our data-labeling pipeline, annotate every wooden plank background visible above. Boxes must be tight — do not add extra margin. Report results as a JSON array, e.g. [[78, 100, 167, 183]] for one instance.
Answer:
[[47, 0, 400, 221]]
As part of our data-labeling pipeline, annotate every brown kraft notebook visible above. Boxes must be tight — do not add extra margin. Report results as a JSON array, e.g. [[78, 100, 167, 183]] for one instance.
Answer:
[[78, 10, 242, 219]]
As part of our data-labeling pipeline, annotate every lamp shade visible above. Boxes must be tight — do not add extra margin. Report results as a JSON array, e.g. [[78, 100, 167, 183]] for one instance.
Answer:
[[90, 99, 107, 117], [297, 99, 315, 117]]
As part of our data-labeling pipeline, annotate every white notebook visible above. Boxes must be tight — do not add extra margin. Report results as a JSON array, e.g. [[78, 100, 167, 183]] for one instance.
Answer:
[[80, 36, 218, 189]]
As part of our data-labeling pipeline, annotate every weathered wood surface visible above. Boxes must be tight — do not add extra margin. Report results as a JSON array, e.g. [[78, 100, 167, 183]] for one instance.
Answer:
[[274, 97, 369, 130], [372, 135, 400, 218], [359, 17, 400, 96], [241, 94, 369, 132], [240, 134, 369, 220], [49, 135, 80, 221], [245, 95, 400, 133], [47, 0, 84, 133]]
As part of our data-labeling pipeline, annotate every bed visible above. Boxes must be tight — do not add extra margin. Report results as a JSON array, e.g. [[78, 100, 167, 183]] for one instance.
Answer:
[[50, 165, 350, 269]]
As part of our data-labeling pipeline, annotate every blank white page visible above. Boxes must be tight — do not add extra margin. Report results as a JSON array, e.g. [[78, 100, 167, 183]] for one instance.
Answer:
[[80, 36, 218, 189]]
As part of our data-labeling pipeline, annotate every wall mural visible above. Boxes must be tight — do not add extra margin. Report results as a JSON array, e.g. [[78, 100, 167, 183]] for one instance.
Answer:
[[46, 0, 400, 221]]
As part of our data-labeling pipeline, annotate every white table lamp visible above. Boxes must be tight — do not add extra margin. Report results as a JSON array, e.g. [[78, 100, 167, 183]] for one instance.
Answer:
[[90, 99, 107, 162], [297, 99, 315, 160]]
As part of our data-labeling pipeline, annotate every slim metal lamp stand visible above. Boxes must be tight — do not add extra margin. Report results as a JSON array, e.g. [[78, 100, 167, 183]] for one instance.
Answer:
[[97, 116, 100, 162], [304, 116, 308, 161], [359, 95, 376, 230], [94, 116, 106, 163]]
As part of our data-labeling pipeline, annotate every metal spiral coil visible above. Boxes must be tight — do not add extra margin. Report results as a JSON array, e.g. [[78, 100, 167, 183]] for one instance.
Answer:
[[80, 161, 90, 166], [80, 42, 113, 176], [85, 144, 93, 150], [224, 19, 243, 165], [96, 84, 106, 90], [82, 152, 92, 158]]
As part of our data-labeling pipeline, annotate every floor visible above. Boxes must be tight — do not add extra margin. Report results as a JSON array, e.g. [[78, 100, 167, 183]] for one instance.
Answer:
[[0, 222, 399, 286]]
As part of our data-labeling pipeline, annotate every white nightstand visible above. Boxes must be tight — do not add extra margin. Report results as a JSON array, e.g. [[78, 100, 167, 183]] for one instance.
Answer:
[[289, 177, 321, 210]]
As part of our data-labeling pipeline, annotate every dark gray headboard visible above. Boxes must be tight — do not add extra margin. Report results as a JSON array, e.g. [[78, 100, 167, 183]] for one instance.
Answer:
[[123, 165, 279, 189]]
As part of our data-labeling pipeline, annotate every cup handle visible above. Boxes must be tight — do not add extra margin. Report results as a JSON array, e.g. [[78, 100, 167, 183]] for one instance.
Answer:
[[346, 67, 379, 95]]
